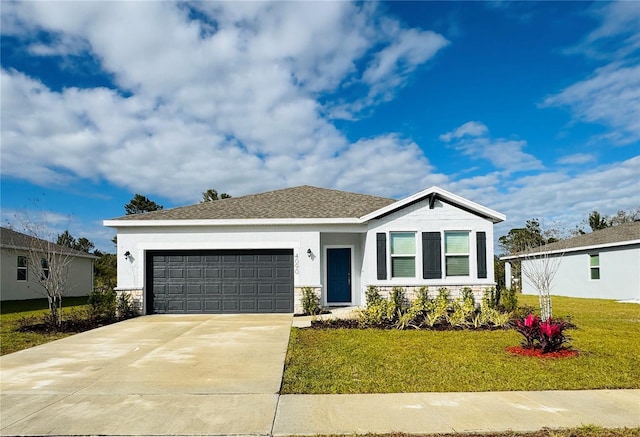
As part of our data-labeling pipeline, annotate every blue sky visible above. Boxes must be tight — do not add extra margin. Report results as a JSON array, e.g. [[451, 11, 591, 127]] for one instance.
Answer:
[[1, 1, 639, 252]]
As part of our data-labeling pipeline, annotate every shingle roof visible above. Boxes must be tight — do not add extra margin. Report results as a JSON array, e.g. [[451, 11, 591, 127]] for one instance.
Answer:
[[0, 227, 98, 259], [504, 221, 640, 259], [110, 185, 396, 221], [549, 221, 640, 251]]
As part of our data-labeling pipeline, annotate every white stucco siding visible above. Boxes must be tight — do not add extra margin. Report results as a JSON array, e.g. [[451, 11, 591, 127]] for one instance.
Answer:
[[1, 249, 94, 301], [521, 244, 640, 300], [115, 225, 325, 290], [362, 198, 496, 288]]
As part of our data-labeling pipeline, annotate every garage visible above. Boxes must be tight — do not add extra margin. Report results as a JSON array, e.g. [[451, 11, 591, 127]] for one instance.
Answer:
[[146, 249, 294, 314]]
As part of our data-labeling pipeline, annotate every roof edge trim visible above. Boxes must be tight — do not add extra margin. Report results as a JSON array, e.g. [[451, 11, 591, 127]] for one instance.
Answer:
[[360, 186, 506, 223], [500, 239, 640, 260], [103, 217, 364, 228]]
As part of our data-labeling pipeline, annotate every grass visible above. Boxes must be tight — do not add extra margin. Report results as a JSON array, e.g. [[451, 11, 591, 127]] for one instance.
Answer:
[[312, 428, 640, 437], [281, 295, 640, 394], [0, 297, 89, 356]]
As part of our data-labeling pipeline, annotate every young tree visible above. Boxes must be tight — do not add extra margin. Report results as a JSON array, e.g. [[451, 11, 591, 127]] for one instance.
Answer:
[[201, 188, 231, 202], [10, 220, 75, 326], [500, 219, 566, 320], [125, 194, 163, 215]]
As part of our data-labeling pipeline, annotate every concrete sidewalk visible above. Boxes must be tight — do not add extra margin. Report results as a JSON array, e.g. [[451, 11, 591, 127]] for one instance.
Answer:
[[274, 389, 640, 435]]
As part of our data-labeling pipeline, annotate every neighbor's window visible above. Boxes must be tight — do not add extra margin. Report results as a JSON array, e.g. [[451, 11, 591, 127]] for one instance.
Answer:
[[445, 231, 470, 276], [590, 254, 600, 280], [17, 256, 27, 281], [41, 258, 50, 279], [390, 232, 416, 278]]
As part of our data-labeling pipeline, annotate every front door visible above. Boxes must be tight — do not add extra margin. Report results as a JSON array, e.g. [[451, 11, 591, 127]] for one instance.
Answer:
[[327, 248, 351, 304]]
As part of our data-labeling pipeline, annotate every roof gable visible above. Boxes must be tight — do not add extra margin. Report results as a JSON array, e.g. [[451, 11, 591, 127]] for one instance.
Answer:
[[361, 186, 506, 224], [109, 186, 395, 221]]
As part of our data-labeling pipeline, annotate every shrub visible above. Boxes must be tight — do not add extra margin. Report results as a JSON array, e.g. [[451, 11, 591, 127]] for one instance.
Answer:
[[539, 319, 570, 353], [390, 287, 407, 312], [357, 298, 395, 327], [116, 292, 136, 319], [88, 286, 117, 322], [365, 286, 382, 307], [514, 313, 540, 348], [500, 287, 518, 312], [415, 286, 431, 309], [301, 287, 321, 316], [513, 313, 571, 353], [482, 287, 499, 310]]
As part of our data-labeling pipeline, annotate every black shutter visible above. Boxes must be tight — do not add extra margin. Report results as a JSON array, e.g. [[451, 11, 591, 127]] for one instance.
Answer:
[[376, 233, 387, 280], [476, 231, 487, 279], [422, 232, 442, 279]]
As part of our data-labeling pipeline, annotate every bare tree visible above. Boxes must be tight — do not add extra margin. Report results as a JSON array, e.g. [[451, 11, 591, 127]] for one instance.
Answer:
[[520, 225, 567, 321], [9, 212, 76, 326]]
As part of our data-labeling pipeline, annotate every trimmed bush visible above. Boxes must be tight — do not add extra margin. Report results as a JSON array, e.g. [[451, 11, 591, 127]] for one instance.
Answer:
[[301, 287, 321, 316]]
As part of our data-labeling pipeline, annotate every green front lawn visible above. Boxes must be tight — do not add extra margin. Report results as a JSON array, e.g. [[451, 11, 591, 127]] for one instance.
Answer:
[[281, 295, 640, 393], [0, 297, 89, 356]]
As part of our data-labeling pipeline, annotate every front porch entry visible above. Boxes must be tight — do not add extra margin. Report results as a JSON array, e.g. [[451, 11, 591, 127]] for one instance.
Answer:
[[326, 247, 352, 304]]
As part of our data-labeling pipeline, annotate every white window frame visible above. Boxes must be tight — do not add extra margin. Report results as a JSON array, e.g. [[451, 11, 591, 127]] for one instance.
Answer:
[[41, 257, 50, 280], [589, 253, 600, 281], [389, 231, 417, 279], [444, 230, 471, 277], [17, 255, 27, 281]]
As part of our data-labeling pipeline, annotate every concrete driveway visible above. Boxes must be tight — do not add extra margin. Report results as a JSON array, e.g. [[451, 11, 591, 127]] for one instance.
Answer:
[[0, 314, 293, 436]]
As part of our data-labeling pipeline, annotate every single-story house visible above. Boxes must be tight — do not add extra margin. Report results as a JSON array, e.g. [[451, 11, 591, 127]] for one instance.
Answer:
[[103, 185, 505, 314], [0, 227, 97, 301], [501, 221, 640, 301]]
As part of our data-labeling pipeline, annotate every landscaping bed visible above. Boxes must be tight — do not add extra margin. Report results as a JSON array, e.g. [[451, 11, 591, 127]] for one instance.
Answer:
[[281, 295, 640, 394]]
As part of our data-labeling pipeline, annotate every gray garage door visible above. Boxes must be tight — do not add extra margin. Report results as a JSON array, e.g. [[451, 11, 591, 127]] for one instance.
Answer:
[[146, 249, 294, 314]]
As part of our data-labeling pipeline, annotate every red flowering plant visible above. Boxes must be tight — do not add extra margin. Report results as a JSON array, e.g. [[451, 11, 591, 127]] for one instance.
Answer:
[[514, 313, 540, 349], [513, 314, 571, 353], [538, 318, 570, 353]]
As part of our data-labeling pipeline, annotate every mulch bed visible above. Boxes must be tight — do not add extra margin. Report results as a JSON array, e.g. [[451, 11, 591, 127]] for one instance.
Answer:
[[309, 318, 509, 331], [506, 346, 578, 358]]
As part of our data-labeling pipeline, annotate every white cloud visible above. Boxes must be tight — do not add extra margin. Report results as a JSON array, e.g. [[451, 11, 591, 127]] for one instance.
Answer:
[[0, 2, 449, 203], [545, 1, 640, 145], [556, 153, 596, 165], [493, 156, 640, 234], [439, 121, 488, 142], [542, 63, 640, 145], [440, 122, 542, 172]]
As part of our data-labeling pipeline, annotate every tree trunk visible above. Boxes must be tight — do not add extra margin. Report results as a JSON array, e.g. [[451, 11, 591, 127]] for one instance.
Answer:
[[538, 289, 552, 321]]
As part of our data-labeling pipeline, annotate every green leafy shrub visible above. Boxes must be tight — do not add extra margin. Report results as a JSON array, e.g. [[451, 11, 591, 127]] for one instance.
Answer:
[[500, 287, 518, 312], [88, 286, 117, 322], [390, 287, 407, 312], [301, 287, 321, 316], [482, 287, 499, 310], [365, 286, 382, 307], [116, 292, 136, 319]]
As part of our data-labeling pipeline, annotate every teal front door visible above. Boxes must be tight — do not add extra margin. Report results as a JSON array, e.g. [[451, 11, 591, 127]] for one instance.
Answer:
[[327, 248, 351, 303]]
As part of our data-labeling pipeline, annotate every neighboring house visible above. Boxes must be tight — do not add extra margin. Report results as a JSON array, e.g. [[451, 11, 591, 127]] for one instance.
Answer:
[[501, 221, 640, 301], [0, 227, 97, 301], [103, 185, 505, 315]]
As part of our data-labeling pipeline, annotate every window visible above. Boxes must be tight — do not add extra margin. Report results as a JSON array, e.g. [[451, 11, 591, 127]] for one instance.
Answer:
[[17, 256, 27, 281], [445, 231, 470, 276], [390, 232, 416, 278], [590, 254, 600, 280], [41, 258, 50, 279]]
